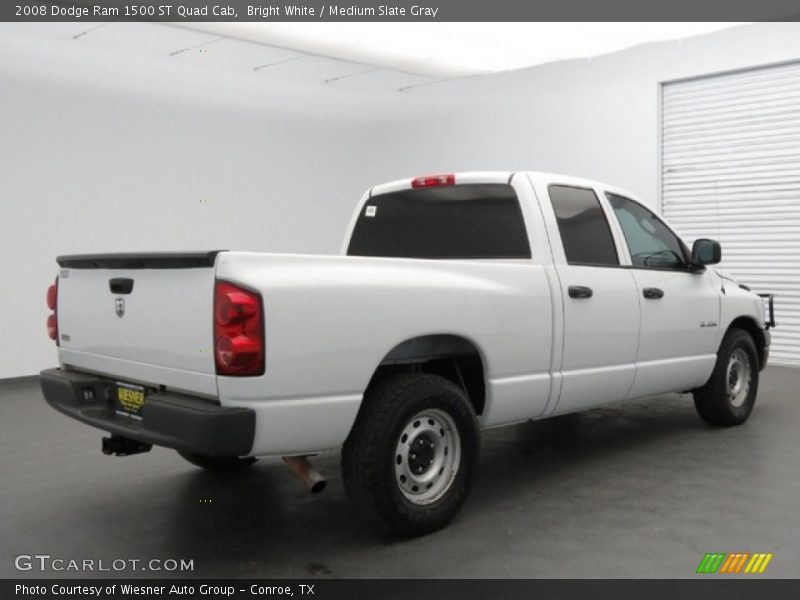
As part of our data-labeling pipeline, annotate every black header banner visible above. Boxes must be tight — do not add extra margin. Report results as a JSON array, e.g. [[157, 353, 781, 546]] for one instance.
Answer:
[[3, 0, 800, 22]]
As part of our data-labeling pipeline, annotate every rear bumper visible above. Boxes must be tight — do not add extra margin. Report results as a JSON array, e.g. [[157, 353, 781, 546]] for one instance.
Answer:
[[40, 368, 255, 456]]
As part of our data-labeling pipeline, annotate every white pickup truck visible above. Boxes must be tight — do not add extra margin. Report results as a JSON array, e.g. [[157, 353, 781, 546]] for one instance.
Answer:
[[40, 171, 774, 535]]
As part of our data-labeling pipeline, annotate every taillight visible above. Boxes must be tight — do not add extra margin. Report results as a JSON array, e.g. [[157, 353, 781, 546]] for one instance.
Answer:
[[215, 290, 258, 326], [411, 173, 455, 189], [47, 283, 57, 310], [46, 314, 58, 341], [214, 281, 264, 376], [46, 278, 58, 344]]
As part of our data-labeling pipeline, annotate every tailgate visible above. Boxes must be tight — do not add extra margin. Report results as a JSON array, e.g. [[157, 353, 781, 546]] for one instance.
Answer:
[[55, 252, 223, 397]]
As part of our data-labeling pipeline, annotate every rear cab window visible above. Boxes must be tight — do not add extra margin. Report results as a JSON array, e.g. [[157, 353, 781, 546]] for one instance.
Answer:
[[347, 184, 531, 259]]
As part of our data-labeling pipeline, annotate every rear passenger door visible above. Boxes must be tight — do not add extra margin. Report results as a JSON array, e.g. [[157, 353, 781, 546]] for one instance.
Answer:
[[605, 193, 720, 397], [544, 185, 641, 414]]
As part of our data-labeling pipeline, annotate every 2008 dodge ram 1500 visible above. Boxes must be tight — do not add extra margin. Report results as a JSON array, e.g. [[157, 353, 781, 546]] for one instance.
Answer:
[[40, 171, 774, 535]]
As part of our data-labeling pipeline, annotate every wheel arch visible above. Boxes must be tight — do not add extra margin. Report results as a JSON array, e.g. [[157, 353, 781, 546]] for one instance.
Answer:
[[366, 334, 488, 416], [725, 316, 768, 370]]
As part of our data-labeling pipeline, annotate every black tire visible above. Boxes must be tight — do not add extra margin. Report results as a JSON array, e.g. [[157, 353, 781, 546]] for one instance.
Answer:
[[341, 373, 480, 536], [693, 327, 759, 427], [178, 451, 257, 471]]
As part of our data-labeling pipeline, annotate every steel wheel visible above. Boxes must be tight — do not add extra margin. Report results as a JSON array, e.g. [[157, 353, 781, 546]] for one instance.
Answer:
[[342, 373, 479, 535], [726, 348, 752, 408], [694, 328, 760, 427], [394, 408, 461, 505]]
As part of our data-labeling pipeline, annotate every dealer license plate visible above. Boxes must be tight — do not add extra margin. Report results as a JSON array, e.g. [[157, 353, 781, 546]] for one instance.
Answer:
[[115, 382, 146, 420]]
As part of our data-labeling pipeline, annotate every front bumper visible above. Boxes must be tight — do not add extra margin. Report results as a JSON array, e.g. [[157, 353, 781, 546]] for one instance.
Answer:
[[761, 330, 771, 371], [40, 368, 255, 456]]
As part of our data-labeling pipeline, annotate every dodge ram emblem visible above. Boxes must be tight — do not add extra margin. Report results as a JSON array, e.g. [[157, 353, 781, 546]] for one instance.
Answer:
[[115, 297, 125, 318]]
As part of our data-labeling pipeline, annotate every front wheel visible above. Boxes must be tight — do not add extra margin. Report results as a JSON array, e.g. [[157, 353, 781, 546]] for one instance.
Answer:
[[693, 327, 759, 427], [341, 373, 479, 536]]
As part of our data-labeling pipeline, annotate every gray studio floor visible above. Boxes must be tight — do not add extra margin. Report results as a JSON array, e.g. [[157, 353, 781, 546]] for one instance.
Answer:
[[1, 367, 798, 578]]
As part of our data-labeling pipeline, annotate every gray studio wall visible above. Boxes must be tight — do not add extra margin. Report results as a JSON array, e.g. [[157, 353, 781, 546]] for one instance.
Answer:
[[0, 27, 390, 379], [368, 22, 800, 210], [3, 22, 800, 379]]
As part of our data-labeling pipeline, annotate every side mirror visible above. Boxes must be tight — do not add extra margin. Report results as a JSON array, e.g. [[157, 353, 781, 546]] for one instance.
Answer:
[[691, 238, 721, 269]]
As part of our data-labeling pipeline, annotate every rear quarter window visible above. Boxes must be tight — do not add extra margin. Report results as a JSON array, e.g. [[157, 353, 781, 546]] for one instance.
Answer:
[[347, 184, 531, 259], [548, 185, 619, 267]]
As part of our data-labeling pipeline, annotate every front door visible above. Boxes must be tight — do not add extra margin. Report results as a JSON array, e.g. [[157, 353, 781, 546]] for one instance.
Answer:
[[606, 192, 721, 397]]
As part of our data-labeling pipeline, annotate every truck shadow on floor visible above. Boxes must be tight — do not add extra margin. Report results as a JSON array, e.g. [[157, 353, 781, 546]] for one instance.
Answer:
[[146, 392, 752, 576]]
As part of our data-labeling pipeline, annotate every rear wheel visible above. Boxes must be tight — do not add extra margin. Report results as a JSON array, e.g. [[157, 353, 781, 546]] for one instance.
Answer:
[[342, 373, 479, 536], [693, 327, 759, 427], [178, 451, 257, 471]]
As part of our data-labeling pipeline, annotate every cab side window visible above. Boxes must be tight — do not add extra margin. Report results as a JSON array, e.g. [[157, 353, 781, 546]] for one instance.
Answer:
[[606, 193, 687, 270], [548, 185, 619, 266]]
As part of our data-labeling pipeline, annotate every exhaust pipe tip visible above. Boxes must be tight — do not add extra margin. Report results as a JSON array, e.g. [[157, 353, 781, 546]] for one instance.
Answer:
[[282, 456, 327, 494]]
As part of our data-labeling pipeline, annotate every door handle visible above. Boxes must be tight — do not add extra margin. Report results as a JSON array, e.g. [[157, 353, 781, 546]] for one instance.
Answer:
[[643, 287, 664, 299], [109, 278, 134, 295], [568, 285, 593, 299]]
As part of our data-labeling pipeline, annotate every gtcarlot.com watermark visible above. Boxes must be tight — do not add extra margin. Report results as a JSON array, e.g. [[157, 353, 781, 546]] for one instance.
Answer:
[[14, 554, 194, 573]]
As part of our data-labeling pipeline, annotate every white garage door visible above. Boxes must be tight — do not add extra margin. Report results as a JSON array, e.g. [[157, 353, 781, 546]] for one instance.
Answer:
[[661, 61, 800, 366]]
